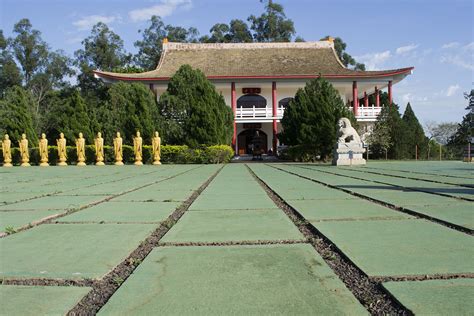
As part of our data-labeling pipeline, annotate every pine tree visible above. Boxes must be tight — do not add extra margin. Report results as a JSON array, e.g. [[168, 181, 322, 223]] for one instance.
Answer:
[[158, 65, 233, 147], [402, 103, 428, 159], [279, 77, 354, 160], [44, 89, 93, 143], [0, 86, 38, 146]]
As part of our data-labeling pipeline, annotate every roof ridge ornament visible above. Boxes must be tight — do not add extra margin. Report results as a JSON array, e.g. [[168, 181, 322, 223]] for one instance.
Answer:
[[164, 41, 334, 51]]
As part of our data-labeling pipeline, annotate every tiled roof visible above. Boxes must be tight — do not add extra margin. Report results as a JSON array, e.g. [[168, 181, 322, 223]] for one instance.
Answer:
[[94, 41, 413, 81]]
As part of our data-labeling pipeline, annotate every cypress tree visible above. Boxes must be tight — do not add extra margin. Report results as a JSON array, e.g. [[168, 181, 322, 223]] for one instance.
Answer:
[[159, 65, 233, 147], [402, 103, 427, 159], [279, 76, 354, 160], [0, 86, 38, 146], [44, 89, 93, 143]]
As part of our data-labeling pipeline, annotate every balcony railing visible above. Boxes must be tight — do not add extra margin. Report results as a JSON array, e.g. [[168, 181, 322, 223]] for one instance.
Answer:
[[235, 106, 285, 120], [349, 105, 383, 121]]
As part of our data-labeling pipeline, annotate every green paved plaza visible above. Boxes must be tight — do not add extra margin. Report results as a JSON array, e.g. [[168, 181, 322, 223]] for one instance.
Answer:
[[0, 161, 472, 314]]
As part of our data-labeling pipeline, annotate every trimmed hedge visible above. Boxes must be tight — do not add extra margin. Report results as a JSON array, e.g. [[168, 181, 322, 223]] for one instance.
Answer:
[[0, 144, 233, 166]]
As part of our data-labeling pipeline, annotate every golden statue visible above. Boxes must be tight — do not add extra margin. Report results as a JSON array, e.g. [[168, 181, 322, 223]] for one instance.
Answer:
[[19, 133, 30, 167], [114, 132, 124, 165], [76, 132, 86, 166], [152, 131, 161, 165], [94, 132, 105, 166], [39, 133, 49, 166], [133, 131, 143, 165], [56, 133, 67, 166], [2, 134, 13, 167]]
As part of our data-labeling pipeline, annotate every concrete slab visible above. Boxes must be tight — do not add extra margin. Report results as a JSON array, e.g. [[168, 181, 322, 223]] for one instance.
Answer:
[[0, 285, 91, 316], [0, 195, 106, 211], [113, 189, 193, 202], [383, 279, 474, 315], [288, 199, 412, 221], [162, 209, 303, 242], [57, 201, 181, 223], [0, 223, 156, 279], [400, 202, 474, 229], [1, 210, 62, 232], [315, 219, 474, 276], [99, 245, 367, 315], [189, 193, 277, 210]]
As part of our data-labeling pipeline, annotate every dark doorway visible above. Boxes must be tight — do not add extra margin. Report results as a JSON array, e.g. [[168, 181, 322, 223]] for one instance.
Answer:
[[237, 129, 268, 155]]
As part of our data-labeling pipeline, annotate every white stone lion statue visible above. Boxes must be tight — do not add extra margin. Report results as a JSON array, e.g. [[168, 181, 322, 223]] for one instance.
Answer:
[[337, 118, 361, 144]]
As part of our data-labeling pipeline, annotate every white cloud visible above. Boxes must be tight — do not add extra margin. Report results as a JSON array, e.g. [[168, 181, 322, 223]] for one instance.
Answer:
[[440, 55, 474, 71], [441, 42, 460, 49], [396, 44, 419, 55], [73, 15, 120, 31], [464, 42, 474, 51], [402, 93, 428, 104], [129, 0, 192, 22], [355, 50, 391, 70], [446, 84, 460, 97]]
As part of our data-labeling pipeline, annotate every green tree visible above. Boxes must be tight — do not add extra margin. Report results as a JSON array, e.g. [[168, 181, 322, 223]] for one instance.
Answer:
[[0, 30, 22, 96], [248, 1, 296, 42], [134, 16, 199, 70], [279, 77, 353, 161], [321, 36, 365, 71], [384, 104, 407, 159], [158, 65, 233, 147], [75, 22, 130, 92], [402, 103, 428, 158], [99, 82, 161, 144], [367, 106, 393, 159], [201, 20, 253, 43], [43, 89, 93, 144], [0, 86, 38, 146], [10, 19, 48, 85]]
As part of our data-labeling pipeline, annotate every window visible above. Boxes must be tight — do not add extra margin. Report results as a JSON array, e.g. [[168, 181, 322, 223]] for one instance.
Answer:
[[237, 94, 267, 108], [278, 97, 293, 108]]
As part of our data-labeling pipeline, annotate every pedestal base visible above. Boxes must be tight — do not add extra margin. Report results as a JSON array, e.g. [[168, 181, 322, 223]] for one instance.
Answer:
[[58, 162, 67, 166], [40, 162, 49, 167], [115, 161, 124, 166], [20, 162, 31, 167], [96, 161, 105, 166], [77, 161, 86, 166], [134, 161, 143, 166], [153, 160, 162, 165], [332, 143, 366, 166], [3, 162, 13, 167]]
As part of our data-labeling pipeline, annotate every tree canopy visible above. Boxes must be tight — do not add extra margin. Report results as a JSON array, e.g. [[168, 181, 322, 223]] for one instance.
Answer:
[[158, 65, 233, 147], [280, 77, 353, 160]]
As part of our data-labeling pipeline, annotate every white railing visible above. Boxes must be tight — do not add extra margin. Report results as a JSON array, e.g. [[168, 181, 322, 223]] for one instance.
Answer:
[[349, 105, 383, 121], [235, 106, 285, 119]]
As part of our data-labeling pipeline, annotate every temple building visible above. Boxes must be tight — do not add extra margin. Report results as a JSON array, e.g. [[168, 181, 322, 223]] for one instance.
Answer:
[[94, 39, 413, 156]]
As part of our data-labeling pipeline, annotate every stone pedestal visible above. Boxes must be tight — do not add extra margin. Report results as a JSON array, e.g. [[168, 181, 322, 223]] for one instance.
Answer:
[[332, 143, 366, 166]]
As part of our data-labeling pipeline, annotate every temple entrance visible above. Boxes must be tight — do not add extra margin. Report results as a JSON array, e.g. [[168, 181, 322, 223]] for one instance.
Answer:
[[237, 129, 268, 155]]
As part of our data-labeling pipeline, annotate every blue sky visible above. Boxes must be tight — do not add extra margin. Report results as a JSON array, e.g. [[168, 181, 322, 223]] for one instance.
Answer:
[[1, 0, 472, 124]]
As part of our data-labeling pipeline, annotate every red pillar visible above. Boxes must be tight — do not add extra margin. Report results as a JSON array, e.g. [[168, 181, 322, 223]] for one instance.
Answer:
[[352, 81, 359, 116], [375, 86, 380, 107], [272, 81, 277, 155], [231, 82, 237, 154], [388, 80, 393, 105], [364, 92, 368, 107]]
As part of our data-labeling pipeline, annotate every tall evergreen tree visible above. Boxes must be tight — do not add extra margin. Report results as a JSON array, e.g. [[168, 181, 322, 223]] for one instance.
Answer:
[[367, 106, 393, 159], [158, 65, 233, 147], [43, 89, 93, 143], [0, 86, 38, 146], [279, 77, 354, 160], [100, 82, 161, 144], [402, 103, 428, 158]]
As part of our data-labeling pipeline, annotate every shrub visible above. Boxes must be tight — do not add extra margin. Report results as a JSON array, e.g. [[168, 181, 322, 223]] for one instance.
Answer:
[[0, 144, 234, 165]]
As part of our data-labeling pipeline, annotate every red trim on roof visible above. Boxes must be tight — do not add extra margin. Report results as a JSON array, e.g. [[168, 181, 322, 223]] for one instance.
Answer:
[[93, 67, 414, 82]]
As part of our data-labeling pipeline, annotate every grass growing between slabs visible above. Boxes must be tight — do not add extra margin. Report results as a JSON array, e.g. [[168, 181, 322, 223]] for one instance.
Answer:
[[0, 161, 472, 314]]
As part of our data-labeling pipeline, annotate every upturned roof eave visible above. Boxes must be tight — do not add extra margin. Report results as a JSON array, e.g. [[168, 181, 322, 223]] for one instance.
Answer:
[[93, 67, 414, 82]]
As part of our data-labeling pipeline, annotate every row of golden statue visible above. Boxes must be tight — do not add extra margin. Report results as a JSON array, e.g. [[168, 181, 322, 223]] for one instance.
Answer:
[[1, 131, 161, 167]]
